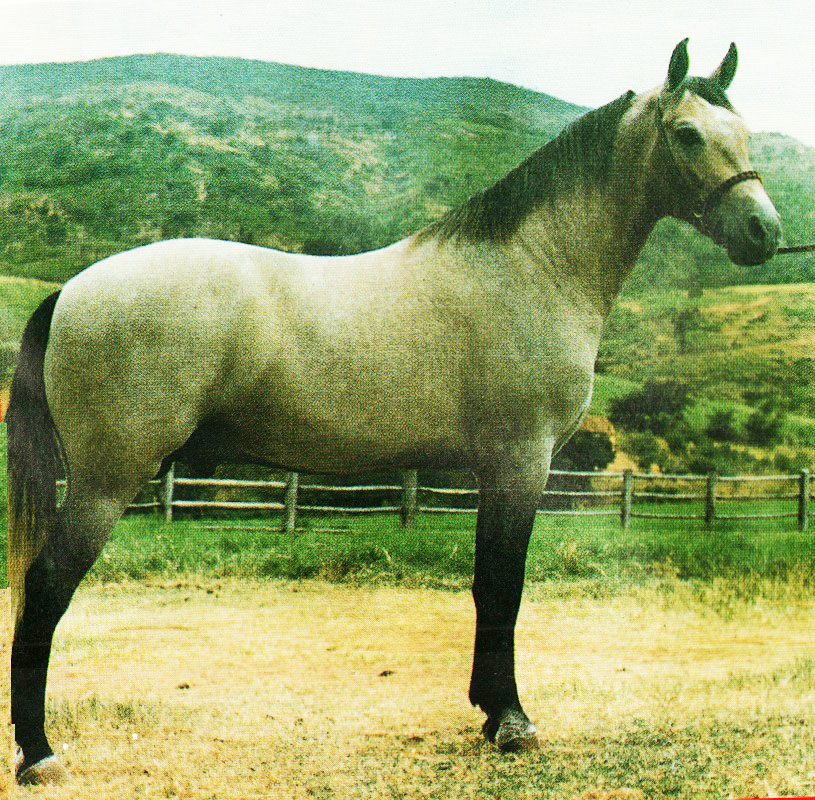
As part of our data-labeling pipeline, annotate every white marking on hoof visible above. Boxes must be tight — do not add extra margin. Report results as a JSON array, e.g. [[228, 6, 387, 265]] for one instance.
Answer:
[[17, 754, 72, 785]]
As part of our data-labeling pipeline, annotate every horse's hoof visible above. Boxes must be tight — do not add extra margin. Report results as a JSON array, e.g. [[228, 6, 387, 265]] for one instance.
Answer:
[[17, 754, 72, 785], [482, 709, 538, 752]]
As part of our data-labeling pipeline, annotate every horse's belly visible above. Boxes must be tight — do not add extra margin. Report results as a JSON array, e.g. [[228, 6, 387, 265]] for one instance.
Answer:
[[229, 392, 469, 473]]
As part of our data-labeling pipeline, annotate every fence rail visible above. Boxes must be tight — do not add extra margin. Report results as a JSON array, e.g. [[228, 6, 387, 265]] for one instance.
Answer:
[[127, 466, 814, 531]]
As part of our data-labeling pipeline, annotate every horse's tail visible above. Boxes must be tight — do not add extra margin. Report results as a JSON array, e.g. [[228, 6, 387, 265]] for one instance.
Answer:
[[6, 290, 63, 629]]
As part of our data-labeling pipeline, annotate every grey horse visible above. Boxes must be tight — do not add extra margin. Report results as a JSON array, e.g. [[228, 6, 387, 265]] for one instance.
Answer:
[[7, 39, 779, 784]]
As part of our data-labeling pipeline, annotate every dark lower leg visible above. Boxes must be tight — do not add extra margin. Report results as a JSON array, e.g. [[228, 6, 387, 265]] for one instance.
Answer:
[[12, 556, 76, 768], [468, 487, 537, 729], [12, 502, 110, 771]]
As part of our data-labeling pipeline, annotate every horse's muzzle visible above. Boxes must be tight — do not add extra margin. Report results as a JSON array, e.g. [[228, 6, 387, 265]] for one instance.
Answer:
[[721, 200, 782, 266]]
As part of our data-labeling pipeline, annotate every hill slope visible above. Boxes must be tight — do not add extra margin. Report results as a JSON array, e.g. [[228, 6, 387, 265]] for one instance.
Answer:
[[0, 53, 813, 290]]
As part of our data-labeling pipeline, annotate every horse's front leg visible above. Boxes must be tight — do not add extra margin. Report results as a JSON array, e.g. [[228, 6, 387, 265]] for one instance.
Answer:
[[469, 459, 547, 751]]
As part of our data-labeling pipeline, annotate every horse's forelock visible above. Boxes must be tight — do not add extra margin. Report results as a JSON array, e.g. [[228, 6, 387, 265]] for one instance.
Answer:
[[677, 76, 734, 112]]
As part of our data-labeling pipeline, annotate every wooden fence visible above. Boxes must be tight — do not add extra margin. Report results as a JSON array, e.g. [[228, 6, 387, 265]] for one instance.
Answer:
[[128, 466, 815, 531]]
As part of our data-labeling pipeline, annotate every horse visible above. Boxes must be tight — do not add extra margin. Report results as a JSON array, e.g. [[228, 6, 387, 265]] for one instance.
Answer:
[[6, 39, 780, 784]]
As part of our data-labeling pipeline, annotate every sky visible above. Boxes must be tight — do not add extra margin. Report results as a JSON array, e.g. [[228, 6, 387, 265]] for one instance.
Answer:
[[1, 0, 814, 146]]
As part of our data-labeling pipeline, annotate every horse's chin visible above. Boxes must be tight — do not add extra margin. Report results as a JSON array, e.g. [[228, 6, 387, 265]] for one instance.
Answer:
[[725, 241, 777, 267]]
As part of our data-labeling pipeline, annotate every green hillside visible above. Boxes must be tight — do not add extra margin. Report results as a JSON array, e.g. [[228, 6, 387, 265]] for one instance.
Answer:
[[593, 282, 815, 473], [0, 53, 813, 291], [598, 283, 815, 416]]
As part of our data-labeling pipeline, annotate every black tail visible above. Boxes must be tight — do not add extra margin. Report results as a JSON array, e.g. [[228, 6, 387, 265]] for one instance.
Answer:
[[6, 290, 63, 623]]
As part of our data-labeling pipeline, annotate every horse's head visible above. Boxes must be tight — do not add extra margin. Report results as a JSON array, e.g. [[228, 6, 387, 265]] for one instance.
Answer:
[[653, 39, 780, 266]]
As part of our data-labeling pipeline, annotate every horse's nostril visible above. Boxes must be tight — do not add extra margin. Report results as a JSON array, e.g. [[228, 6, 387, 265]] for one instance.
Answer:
[[748, 214, 766, 244]]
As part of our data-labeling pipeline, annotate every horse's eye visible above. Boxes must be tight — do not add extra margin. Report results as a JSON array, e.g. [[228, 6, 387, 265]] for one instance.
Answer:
[[674, 125, 705, 148]]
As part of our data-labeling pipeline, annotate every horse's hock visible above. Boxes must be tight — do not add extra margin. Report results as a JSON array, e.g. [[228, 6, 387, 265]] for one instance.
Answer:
[[0, 589, 13, 797]]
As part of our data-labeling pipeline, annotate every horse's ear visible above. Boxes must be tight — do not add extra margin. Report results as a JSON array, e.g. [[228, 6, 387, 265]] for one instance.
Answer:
[[665, 38, 690, 92], [710, 42, 738, 90]]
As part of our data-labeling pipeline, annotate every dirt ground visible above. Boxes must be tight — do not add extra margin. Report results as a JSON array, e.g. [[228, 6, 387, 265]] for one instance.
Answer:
[[15, 579, 815, 799]]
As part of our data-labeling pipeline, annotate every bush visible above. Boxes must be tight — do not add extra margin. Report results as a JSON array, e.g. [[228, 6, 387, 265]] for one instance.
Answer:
[[772, 450, 812, 474], [745, 403, 785, 446], [608, 379, 690, 435], [663, 417, 699, 454], [544, 431, 615, 511], [552, 431, 614, 472], [622, 431, 669, 472], [705, 410, 739, 442], [685, 440, 744, 476]]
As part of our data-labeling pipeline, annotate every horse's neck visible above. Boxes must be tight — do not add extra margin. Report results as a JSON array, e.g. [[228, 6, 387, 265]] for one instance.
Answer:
[[512, 181, 656, 318]]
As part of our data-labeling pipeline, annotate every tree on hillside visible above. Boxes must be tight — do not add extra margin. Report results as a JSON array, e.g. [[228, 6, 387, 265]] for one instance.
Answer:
[[608, 379, 690, 435], [621, 431, 669, 472], [705, 410, 739, 442], [744, 402, 786, 446], [672, 306, 706, 353], [545, 431, 615, 511], [551, 431, 614, 472]]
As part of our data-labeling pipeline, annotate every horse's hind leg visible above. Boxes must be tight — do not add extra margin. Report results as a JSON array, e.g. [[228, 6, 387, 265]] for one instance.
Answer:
[[12, 487, 128, 785]]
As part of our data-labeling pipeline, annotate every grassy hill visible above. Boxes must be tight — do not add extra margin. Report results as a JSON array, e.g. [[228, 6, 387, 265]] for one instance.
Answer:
[[0, 53, 813, 292], [0, 54, 584, 283], [590, 282, 815, 473], [598, 283, 815, 418]]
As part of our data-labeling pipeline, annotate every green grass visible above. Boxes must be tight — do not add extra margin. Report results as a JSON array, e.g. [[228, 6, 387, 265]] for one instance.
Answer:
[[0, 274, 60, 341], [5, 470, 815, 596], [589, 373, 639, 416], [74, 502, 815, 600]]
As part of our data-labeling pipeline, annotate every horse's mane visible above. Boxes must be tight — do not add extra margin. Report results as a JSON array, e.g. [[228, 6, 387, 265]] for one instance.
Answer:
[[417, 89, 639, 244]]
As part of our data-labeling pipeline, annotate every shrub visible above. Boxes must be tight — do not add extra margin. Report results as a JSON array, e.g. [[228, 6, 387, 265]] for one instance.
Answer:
[[745, 403, 785, 446], [663, 418, 699, 454], [706, 410, 740, 442], [552, 431, 614, 472], [773, 450, 812, 474], [622, 431, 669, 472], [685, 440, 744, 476], [608, 379, 690, 435]]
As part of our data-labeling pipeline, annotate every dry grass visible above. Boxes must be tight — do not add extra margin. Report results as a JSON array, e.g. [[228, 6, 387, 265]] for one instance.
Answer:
[[15, 579, 815, 799], [0, 590, 11, 798]]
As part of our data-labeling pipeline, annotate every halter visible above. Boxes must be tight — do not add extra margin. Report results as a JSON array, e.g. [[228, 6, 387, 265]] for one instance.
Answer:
[[656, 96, 763, 233]]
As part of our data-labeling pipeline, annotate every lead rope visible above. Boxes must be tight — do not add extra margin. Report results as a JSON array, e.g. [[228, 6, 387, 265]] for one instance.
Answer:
[[776, 243, 815, 255]]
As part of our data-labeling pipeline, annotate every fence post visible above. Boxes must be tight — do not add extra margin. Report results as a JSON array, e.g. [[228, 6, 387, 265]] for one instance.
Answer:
[[705, 472, 717, 528], [284, 471, 299, 533], [161, 462, 175, 523], [401, 469, 418, 527], [621, 470, 633, 528], [799, 469, 810, 531]]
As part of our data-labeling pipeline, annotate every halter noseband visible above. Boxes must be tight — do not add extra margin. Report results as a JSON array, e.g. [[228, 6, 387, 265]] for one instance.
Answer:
[[656, 97, 763, 231], [698, 169, 763, 222]]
